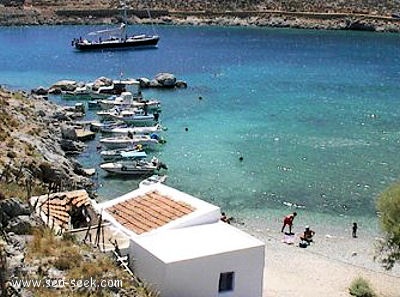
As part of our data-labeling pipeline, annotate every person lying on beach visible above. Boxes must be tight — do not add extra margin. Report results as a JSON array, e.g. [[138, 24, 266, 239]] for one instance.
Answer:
[[300, 226, 315, 244], [220, 212, 232, 224], [221, 212, 238, 224]]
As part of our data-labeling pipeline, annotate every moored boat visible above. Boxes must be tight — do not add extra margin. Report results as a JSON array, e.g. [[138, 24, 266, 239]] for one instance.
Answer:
[[71, 2, 159, 52], [61, 85, 92, 100], [139, 174, 168, 188], [90, 120, 126, 132], [104, 124, 165, 135], [88, 79, 139, 99], [100, 148, 147, 161], [73, 29, 159, 52], [110, 108, 159, 124], [98, 91, 161, 111], [87, 100, 101, 110], [99, 133, 165, 150], [100, 157, 167, 176]]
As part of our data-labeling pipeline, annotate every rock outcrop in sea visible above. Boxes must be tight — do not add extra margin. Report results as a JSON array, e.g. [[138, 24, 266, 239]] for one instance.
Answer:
[[138, 73, 188, 89]]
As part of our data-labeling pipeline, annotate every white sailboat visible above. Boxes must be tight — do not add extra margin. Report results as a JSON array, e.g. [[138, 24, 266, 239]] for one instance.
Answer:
[[72, 1, 159, 51]]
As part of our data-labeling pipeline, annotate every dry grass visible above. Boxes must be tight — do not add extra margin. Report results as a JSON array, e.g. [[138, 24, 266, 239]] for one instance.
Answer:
[[24, 227, 158, 296], [0, 181, 27, 201]]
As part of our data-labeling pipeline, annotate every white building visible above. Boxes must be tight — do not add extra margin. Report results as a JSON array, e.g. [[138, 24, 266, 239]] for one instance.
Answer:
[[96, 183, 265, 297]]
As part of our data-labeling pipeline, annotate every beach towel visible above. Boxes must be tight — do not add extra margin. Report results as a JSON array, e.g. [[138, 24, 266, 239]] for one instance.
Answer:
[[283, 233, 295, 244]]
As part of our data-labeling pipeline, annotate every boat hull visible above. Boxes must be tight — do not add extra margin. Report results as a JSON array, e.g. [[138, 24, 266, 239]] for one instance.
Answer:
[[100, 166, 156, 175], [139, 174, 168, 188], [74, 36, 159, 51], [107, 125, 162, 135], [100, 161, 158, 175], [100, 149, 147, 161], [99, 136, 162, 150]]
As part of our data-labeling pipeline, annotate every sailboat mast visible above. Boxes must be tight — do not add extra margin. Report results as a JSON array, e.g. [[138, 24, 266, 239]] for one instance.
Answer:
[[119, 0, 127, 40], [121, 0, 128, 25]]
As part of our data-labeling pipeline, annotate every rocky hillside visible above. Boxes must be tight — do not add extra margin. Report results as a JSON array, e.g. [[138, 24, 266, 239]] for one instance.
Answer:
[[0, 0, 400, 31], [0, 87, 92, 201], [0, 87, 156, 296]]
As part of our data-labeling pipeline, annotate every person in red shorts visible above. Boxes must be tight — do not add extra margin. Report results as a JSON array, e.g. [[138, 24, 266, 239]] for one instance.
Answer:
[[281, 212, 297, 234]]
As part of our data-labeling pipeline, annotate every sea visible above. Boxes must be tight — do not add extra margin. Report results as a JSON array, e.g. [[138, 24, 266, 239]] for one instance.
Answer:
[[1, 24, 400, 235]]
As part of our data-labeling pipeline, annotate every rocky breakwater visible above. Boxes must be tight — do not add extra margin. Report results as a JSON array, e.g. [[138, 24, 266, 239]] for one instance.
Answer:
[[138, 72, 188, 89]]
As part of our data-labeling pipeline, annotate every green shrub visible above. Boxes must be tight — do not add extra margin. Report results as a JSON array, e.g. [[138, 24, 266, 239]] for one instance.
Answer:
[[349, 277, 377, 297]]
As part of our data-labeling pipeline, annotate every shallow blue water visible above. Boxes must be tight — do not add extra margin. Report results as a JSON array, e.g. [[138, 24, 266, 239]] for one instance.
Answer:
[[1, 25, 400, 226]]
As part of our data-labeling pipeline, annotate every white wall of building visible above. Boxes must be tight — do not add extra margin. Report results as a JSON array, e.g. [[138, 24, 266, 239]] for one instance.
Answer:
[[128, 240, 166, 292], [162, 247, 265, 297], [129, 222, 265, 297]]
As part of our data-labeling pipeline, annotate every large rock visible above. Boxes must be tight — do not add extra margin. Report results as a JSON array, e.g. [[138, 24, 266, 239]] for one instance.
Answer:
[[60, 124, 77, 140], [175, 80, 188, 88], [345, 19, 376, 31], [6, 233, 28, 251], [0, 198, 30, 226], [31, 86, 48, 95], [154, 73, 176, 88], [50, 80, 77, 92], [149, 79, 161, 88], [5, 215, 33, 235], [137, 77, 150, 88], [60, 139, 85, 153], [93, 76, 113, 89]]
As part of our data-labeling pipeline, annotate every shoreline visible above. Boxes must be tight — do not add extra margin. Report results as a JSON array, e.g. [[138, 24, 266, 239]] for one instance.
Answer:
[[1, 5, 400, 33], [236, 212, 400, 296]]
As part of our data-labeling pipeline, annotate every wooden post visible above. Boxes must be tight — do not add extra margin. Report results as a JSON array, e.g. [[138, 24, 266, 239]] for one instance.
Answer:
[[47, 188, 51, 226], [0, 243, 7, 297], [101, 223, 105, 252], [14, 162, 24, 183], [94, 213, 102, 248], [83, 224, 92, 244], [25, 177, 32, 202]]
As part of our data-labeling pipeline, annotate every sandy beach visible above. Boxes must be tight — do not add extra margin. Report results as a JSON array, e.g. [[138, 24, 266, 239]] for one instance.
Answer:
[[237, 218, 400, 297]]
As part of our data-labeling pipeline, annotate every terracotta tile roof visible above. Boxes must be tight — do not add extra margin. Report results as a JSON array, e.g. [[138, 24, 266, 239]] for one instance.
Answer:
[[106, 190, 196, 235], [34, 189, 90, 230]]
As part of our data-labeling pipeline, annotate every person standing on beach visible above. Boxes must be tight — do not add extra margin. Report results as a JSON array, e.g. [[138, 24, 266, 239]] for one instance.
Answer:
[[352, 222, 358, 238], [281, 212, 297, 234]]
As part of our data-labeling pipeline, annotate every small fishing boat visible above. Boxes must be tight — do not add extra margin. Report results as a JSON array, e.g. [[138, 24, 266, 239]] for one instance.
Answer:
[[61, 85, 92, 100], [99, 133, 165, 150], [100, 148, 147, 161], [139, 174, 168, 188], [100, 157, 167, 176], [87, 100, 101, 110], [99, 97, 161, 112], [96, 108, 156, 123], [88, 79, 139, 99], [110, 108, 159, 125], [62, 102, 85, 118], [105, 124, 165, 135], [90, 120, 126, 132], [97, 91, 160, 111]]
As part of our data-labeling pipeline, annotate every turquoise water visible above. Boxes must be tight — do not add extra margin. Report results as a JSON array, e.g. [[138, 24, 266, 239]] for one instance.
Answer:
[[1, 25, 400, 230]]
